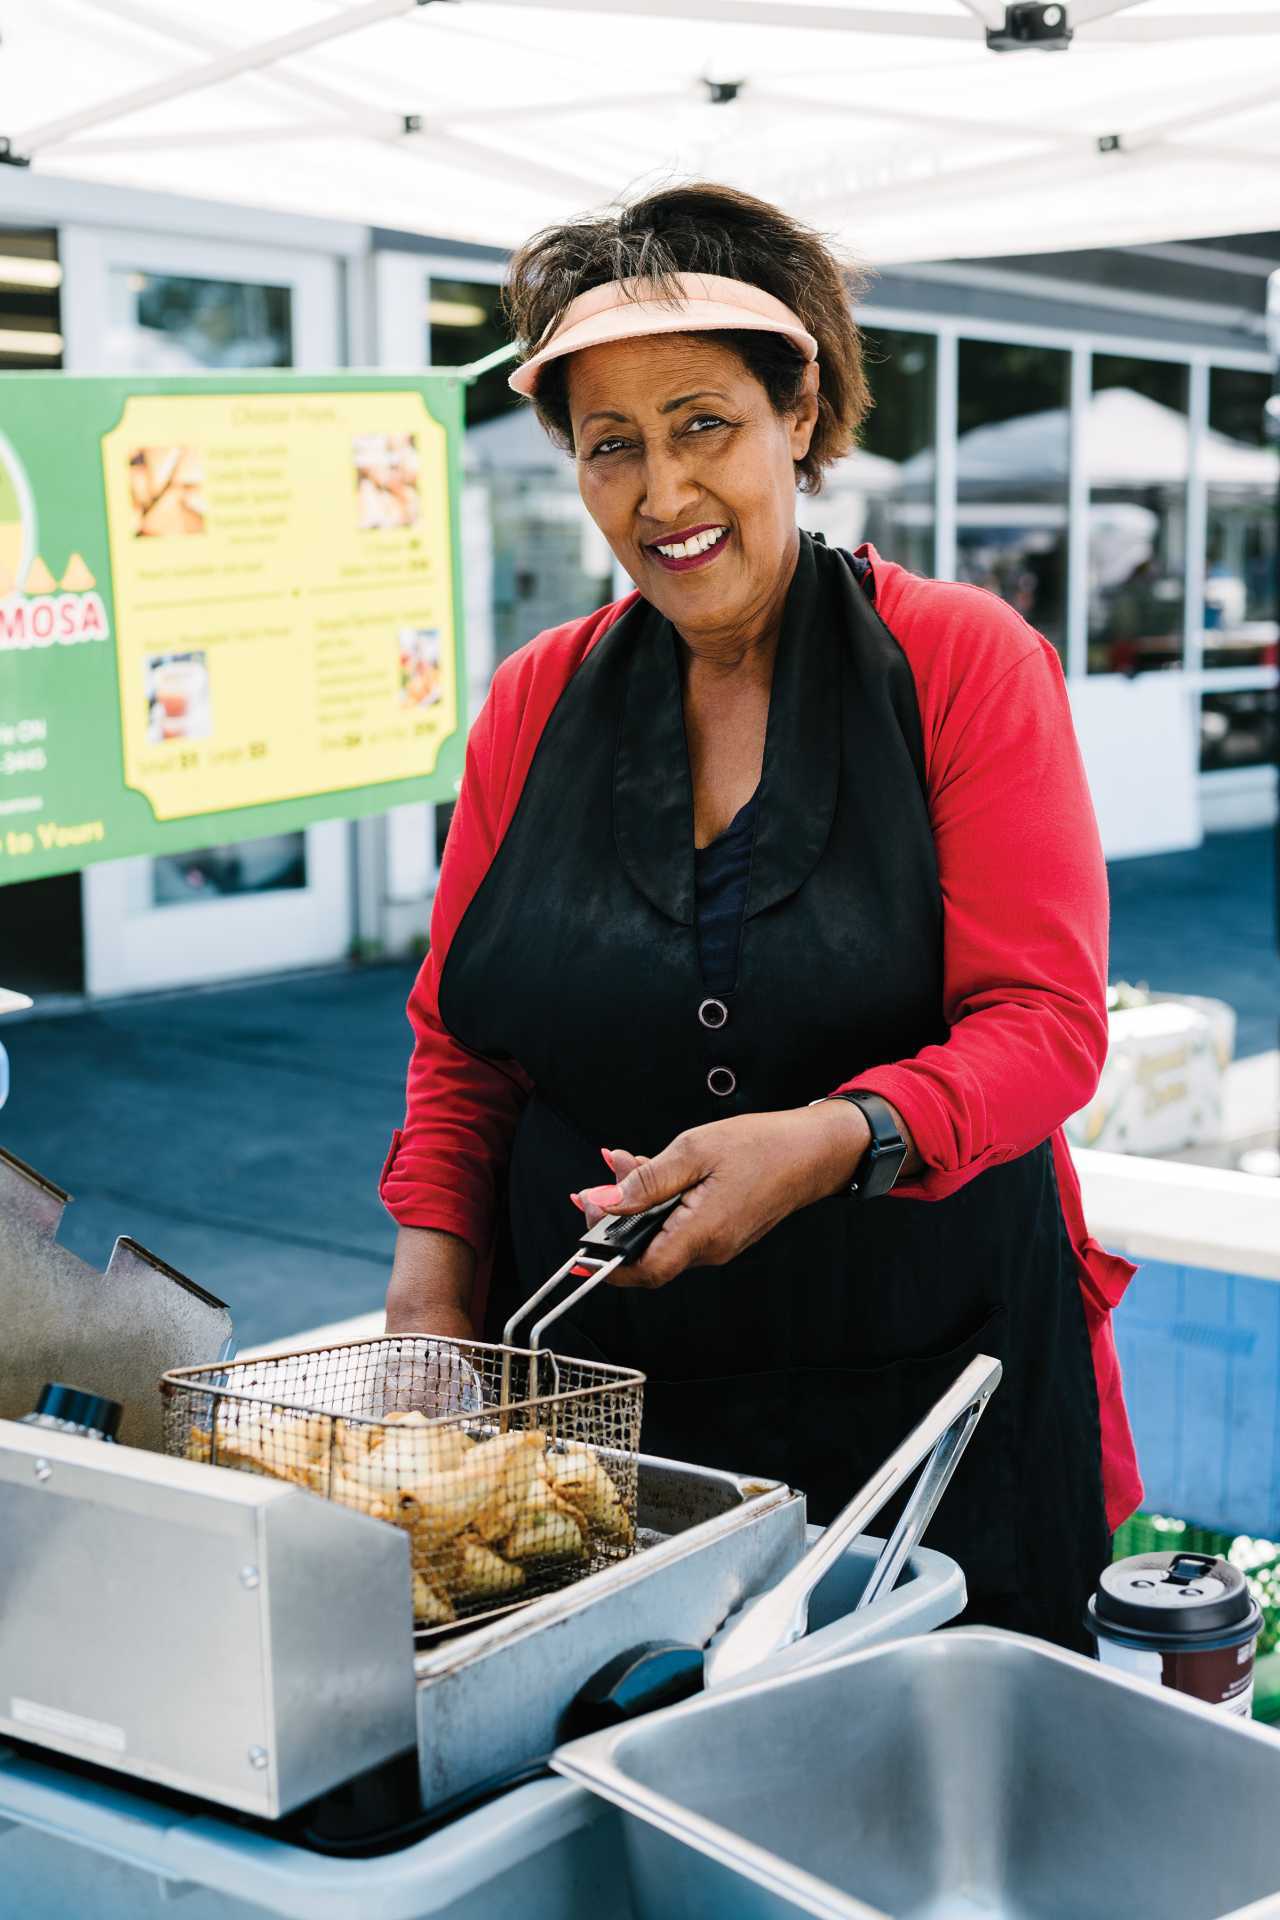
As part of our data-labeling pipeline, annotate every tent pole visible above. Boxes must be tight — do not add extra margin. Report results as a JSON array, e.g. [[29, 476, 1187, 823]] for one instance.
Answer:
[[1089, 12, 1280, 43], [396, 125, 616, 202], [806, 137, 1091, 221], [78, 0, 691, 140], [14, 0, 422, 156], [1069, 0, 1146, 21], [749, 86, 1087, 150], [59, 0, 401, 123], [51, 111, 615, 207], [465, 1, 978, 38], [1125, 80, 1280, 154], [406, 88, 700, 132], [57, 124, 384, 160]]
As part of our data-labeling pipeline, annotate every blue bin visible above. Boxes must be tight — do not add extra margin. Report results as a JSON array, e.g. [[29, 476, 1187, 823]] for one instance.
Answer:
[[0, 1533, 962, 1919], [1115, 1255, 1280, 1538]]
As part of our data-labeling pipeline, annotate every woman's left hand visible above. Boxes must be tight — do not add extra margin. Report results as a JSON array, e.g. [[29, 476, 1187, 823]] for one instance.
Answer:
[[573, 1103, 879, 1289]]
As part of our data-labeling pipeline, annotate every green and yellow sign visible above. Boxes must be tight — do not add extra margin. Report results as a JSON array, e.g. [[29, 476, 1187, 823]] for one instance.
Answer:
[[0, 371, 466, 885]]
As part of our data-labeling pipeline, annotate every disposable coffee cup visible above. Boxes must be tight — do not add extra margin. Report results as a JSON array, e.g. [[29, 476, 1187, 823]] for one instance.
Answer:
[[1086, 1551, 1263, 1717]]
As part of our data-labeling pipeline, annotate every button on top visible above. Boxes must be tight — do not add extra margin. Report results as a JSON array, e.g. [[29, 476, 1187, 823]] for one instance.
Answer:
[[698, 998, 728, 1030], [707, 1066, 737, 1098]]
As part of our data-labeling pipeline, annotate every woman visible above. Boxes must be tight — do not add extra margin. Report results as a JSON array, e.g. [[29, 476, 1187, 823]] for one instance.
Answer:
[[382, 183, 1141, 1650]]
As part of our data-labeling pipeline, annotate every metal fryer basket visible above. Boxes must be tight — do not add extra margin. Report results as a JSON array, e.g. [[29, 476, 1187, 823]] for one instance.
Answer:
[[160, 1334, 645, 1628]]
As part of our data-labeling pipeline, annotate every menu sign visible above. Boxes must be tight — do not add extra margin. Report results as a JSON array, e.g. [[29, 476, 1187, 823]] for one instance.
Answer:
[[0, 371, 465, 886]]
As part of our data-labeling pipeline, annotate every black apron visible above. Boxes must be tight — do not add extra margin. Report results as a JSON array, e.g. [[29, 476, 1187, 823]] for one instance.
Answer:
[[440, 533, 1110, 1651]]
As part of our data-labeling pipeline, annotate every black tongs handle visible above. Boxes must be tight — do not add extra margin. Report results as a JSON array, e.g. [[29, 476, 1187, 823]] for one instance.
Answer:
[[578, 1195, 682, 1262], [503, 1195, 685, 1352]]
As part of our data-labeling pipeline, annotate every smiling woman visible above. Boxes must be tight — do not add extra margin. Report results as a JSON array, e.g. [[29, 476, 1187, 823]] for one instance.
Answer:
[[381, 183, 1143, 1653]]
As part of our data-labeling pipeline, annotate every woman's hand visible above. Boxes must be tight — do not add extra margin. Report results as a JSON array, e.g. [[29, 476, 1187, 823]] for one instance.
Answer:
[[573, 1102, 898, 1289]]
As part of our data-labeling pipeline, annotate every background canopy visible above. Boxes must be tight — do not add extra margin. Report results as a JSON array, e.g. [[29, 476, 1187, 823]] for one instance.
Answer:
[[4, 2, 1280, 264]]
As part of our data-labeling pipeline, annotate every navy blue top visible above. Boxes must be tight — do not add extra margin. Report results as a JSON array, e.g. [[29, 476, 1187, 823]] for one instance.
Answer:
[[693, 548, 873, 994], [694, 790, 760, 994]]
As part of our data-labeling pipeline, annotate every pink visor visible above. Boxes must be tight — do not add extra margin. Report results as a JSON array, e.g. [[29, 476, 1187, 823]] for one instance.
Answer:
[[508, 271, 818, 397]]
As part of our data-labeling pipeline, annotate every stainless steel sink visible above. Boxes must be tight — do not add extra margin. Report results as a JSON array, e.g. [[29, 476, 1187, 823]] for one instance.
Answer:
[[555, 1627, 1280, 1920]]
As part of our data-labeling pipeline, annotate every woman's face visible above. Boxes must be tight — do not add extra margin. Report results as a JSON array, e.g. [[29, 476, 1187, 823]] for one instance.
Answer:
[[566, 334, 818, 649]]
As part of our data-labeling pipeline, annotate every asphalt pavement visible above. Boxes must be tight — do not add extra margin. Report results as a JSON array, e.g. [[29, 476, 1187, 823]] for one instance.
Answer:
[[1, 827, 1275, 1351]]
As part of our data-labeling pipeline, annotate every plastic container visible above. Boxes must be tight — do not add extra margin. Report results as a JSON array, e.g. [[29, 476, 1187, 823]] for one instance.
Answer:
[[1087, 1550, 1264, 1716], [18, 1382, 122, 1442], [0, 1758, 621, 1920], [1111, 1255, 1280, 1541], [749, 1522, 964, 1680]]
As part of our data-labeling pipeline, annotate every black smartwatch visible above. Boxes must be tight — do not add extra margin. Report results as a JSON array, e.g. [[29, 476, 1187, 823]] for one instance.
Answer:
[[826, 1091, 907, 1198]]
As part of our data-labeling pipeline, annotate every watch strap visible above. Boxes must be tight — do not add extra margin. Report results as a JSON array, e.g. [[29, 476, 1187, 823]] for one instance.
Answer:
[[828, 1090, 907, 1198]]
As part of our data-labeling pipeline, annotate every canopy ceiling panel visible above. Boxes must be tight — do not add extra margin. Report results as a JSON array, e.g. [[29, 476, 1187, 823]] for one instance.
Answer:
[[2, 1, 1279, 261]]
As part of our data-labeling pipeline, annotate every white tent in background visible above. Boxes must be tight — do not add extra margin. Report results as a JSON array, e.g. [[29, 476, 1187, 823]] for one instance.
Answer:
[[1084, 389, 1278, 491], [902, 388, 1280, 494], [3, 2, 1280, 267]]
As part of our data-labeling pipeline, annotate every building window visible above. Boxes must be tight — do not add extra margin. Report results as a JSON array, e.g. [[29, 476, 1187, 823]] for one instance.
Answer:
[[1203, 367, 1278, 668], [955, 338, 1070, 659], [426, 276, 510, 426], [107, 271, 291, 372], [1087, 354, 1189, 675], [1200, 366, 1279, 774], [151, 835, 307, 908], [477, 466, 615, 667], [1200, 688, 1278, 774], [841, 328, 935, 579], [0, 230, 61, 368]]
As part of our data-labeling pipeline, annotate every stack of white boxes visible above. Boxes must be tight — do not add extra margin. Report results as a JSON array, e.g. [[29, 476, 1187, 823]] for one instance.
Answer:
[[1066, 992, 1236, 1157]]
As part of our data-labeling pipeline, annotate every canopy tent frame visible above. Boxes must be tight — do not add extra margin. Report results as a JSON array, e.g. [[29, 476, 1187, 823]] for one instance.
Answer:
[[13, 0, 1280, 230], [26, 0, 626, 202], [5, 1, 1280, 266]]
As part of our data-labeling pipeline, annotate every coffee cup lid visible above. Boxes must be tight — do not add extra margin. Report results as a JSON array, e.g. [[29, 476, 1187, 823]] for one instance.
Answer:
[[1093, 1552, 1253, 1640]]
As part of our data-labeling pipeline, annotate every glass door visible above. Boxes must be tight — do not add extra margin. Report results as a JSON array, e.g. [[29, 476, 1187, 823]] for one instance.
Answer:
[[61, 227, 353, 995], [1200, 366, 1278, 792]]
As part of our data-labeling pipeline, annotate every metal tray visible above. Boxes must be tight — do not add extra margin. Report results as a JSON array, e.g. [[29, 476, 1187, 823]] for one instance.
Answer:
[[556, 1626, 1280, 1920], [414, 1452, 804, 1813]]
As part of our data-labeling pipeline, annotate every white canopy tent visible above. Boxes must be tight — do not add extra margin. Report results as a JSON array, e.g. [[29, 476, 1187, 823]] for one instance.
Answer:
[[901, 387, 1280, 492], [2, 1, 1280, 264]]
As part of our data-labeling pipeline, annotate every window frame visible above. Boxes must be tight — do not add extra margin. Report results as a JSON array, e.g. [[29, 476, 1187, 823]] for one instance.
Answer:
[[861, 299, 1276, 796]]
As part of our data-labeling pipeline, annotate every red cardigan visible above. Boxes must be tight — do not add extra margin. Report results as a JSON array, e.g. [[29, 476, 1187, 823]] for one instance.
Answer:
[[382, 545, 1143, 1532]]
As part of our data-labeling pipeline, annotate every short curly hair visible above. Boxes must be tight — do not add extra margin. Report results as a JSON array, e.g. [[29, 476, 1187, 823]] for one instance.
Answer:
[[502, 182, 871, 495]]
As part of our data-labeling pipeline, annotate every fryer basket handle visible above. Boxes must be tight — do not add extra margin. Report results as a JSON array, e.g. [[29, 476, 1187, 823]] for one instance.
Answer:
[[502, 1198, 681, 1352]]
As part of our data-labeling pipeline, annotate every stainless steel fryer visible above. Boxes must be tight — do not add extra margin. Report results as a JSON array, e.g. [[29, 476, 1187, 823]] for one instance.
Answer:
[[0, 1414, 417, 1819], [0, 1408, 801, 1823], [413, 1455, 804, 1814]]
